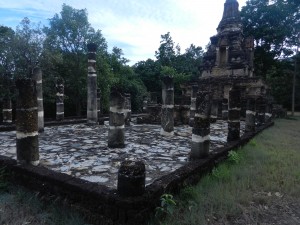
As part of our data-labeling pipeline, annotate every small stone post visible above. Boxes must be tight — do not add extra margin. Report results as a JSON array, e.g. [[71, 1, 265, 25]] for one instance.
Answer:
[[161, 75, 174, 136], [108, 89, 125, 148], [117, 160, 145, 197], [222, 98, 228, 120], [87, 43, 98, 124], [189, 85, 198, 126], [31, 68, 44, 132], [191, 91, 211, 159], [227, 86, 241, 142], [124, 93, 131, 126], [56, 78, 64, 121], [245, 97, 256, 133], [15, 78, 39, 166], [2, 96, 12, 124], [256, 96, 266, 126]]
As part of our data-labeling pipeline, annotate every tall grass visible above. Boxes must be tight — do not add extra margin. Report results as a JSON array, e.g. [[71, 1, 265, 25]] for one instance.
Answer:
[[0, 170, 87, 225], [157, 117, 300, 225]]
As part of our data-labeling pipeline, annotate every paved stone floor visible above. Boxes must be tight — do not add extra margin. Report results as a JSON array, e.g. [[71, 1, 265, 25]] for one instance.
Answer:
[[0, 120, 244, 189]]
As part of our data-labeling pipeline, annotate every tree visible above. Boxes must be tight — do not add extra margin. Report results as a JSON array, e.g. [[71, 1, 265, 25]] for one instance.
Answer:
[[12, 18, 44, 78], [155, 32, 176, 67], [241, 0, 300, 110], [0, 26, 15, 100], [44, 4, 108, 116], [241, 0, 300, 78], [133, 59, 162, 94]]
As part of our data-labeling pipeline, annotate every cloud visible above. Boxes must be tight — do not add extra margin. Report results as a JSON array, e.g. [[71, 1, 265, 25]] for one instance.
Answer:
[[0, 0, 247, 65]]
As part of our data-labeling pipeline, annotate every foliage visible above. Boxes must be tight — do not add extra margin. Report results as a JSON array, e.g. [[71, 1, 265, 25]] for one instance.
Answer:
[[155, 194, 177, 218], [228, 150, 242, 164], [13, 17, 44, 78], [241, 0, 300, 110]]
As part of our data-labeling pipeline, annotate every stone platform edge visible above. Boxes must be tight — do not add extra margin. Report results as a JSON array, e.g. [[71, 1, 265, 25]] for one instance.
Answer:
[[0, 121, 274, 225]]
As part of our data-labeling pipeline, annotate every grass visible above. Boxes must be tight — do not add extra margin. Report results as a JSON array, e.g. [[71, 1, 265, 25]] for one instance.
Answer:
[[0, 169, 87, 225], [154, 117, 300, 225]]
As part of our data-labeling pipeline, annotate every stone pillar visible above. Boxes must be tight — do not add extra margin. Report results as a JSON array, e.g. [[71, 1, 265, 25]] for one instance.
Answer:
[[265, 101, 273, 123], [124, 93, 131, 126], [222, 98, 228, 120], [56, 78, 64, 121], [245, 97, 256, 133], [191, 91, 211, 159], [227, 86, 241, 142], [142, 96, 148, 113], [31, 68, 44, 132], [97, 88, 104, 125], [117, 160, 145, 197], [2, 96, 12, 124], [15, 78, 39, 166], [189, 85, 198, 126], [216, 47, 220, 66], [87, 43, 98, 124], [256, 96, 266, 126], [225, 46, 229, 65], [161, 75, 174, 136], [211, 100, 219, 119], [108, 89, 125, 148]]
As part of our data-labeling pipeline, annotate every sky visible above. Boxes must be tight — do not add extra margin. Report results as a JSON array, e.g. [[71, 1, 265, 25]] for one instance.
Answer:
[[0, 0, 247, 65]]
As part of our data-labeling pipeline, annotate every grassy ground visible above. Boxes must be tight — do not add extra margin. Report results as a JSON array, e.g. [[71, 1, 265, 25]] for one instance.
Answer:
[[1, 117, 299, 225], [154, 116, 300, 225], [0, 170, 87, 225]]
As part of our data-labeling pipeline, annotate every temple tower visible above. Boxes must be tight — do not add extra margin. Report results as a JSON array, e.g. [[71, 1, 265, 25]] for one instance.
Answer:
[[201, 0, 254, 78]]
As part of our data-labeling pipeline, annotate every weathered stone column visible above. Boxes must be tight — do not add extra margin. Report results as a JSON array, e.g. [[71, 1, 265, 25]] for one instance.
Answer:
[[108, 89, 125, 148], [97, 88, 104, 125], [161, 75, 174, 136], [2, 96, 12, 124], [191, 91, 211, 159], [225, 46, 229, 65], [56, 78, 64, 121], [245, 97, 256, 133], [189, 85, 198, 126], [227, 86, 241, 142], [31, 68, 44, 132], [216, 47, 220, 66], [117, 160, 145, 197], [87, 43, 98, 124], [15, 78, 39, 166], [124, 93, 131, 126], [211, 99, 219, 119], [265, 100, 273, 123], [222, 98, 228, 120], [256, 96, 266, 126], [142, 96, 148, 113]]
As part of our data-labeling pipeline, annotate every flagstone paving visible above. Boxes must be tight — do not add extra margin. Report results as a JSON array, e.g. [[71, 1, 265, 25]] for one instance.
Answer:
[[0, 120, 244, 188]]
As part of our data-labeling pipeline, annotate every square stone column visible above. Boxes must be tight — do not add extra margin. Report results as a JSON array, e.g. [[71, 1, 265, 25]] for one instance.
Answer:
[[15, 78, 39, 166], [108, 89, 125, 148], [245, 97, 256, 133], [56, 78, 64, 121], [87, 43, 98, 125], [2, 96, 12, 124], [227, 86, 241, 142], [31, 68, 44, 132], [161, 75, 174, 136], [191, 91, 211, 159]]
